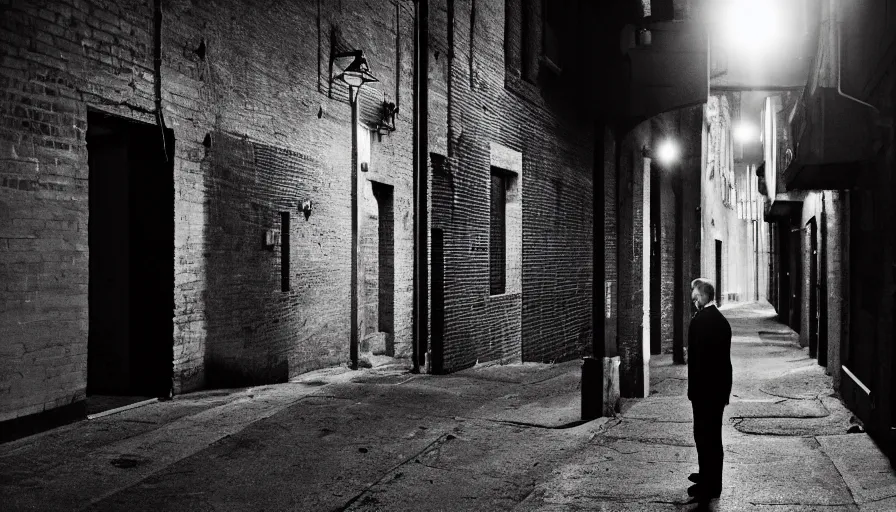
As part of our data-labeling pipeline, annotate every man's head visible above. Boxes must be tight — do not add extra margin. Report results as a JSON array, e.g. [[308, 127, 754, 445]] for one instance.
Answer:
[[691, 278, 715, 310]]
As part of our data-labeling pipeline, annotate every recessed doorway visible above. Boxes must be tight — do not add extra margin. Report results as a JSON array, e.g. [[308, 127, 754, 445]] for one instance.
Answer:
[[359, 180, 395, 358], [86, 110, 174, 411]]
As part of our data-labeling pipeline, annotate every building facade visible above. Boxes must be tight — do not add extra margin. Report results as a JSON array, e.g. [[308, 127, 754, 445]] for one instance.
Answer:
[[3, 0, 656, 434], [701, 93, 768, 308], [766, 0, 896, 462]]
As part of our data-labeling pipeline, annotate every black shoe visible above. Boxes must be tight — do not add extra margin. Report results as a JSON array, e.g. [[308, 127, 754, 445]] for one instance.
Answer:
[[687, 483, 721, 499], [688, 473, 700, 483]]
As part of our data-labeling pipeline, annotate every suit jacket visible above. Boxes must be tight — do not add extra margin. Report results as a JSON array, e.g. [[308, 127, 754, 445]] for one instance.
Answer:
[[687, 305, 733, 405]]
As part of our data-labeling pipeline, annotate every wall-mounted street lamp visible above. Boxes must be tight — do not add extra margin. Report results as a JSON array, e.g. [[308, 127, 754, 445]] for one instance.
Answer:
[[643, 138, 680, 167], [332, 50, 379, 101], [656, 139, 680, 167], [331, 49, 379, 371]]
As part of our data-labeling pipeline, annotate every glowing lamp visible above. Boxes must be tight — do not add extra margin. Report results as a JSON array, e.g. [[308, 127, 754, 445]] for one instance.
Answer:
[[656, 139, 680, 166], [734, 122, 758, 143]]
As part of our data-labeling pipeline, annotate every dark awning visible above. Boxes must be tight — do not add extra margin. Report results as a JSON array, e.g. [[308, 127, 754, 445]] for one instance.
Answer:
[[783, 87, 873, 190], [764, 200, 802, 222], [626, 21, 708, 119]]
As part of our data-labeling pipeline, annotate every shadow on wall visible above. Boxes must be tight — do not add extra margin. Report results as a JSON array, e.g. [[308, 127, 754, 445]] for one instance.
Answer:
[[200, 132, 322, 388]]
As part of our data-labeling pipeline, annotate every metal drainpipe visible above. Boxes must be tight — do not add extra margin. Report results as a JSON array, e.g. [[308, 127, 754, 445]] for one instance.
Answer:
[[412, 0, 429, 373], [350, 87, 359, 371], [153, 0, 168, 162]]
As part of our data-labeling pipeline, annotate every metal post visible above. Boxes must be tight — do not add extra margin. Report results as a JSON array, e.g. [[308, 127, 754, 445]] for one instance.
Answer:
[[412, 0, 429, 373], [350, 86, 359, 370]]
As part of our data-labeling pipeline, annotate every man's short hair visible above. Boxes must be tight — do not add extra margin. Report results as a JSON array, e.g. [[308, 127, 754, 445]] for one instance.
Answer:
[[691, 278, 715, 301]]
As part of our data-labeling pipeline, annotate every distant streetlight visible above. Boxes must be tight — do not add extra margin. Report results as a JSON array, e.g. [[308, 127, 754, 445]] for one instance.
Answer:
[[656, 139, 680, 167], [734, 121, 758, 144]]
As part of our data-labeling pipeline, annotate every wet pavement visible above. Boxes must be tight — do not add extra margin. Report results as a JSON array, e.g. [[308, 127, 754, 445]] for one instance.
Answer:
[[1, 302, 894, 511]]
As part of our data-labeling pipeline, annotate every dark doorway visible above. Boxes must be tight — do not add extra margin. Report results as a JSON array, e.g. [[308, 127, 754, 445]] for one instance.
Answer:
[[789, 225, 802, 333], [769, 222, 778, 308], [373, 182, 395, 356], [359, 181, 395, 357], [87, 111, 174, 402], [846, 190, 874, 422], [817, 213, 828, 367], [807, 219, 819, 359], [489, 169, 507, 295], [715, 240, 722, 305], [431, 228, 445, 373], [777, 221, 791, 321]]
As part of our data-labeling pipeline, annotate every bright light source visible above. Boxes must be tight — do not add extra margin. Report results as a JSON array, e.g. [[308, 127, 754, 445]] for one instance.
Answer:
[[718, 0, 782, 54], [656, 139, 679, 166], [734, 122, 758, 143]]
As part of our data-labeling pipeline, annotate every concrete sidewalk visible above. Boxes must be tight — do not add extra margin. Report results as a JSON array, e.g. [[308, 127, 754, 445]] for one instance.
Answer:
[[1, 302, 895, 511], [0, 357, 599, 511], [518, 302, 896, 511]]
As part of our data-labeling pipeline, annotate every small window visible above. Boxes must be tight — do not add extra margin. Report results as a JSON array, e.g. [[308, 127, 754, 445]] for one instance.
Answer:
[[490, 170, 507, 295], [504, 0, 522, 73], [542, 0, 562, 73]]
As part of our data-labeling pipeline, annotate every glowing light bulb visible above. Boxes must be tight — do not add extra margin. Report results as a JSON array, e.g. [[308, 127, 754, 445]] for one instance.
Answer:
[[734, 122, 758, 143], [657, 139, 679, 166]]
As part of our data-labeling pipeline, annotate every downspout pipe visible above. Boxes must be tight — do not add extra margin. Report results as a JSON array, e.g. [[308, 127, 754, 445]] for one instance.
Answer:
[[153, 0, 168, 161], [412, 0, 429, 373]]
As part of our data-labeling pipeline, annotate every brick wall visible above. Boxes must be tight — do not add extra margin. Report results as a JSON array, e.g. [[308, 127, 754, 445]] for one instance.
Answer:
[[429, 0, 594, 371], [603, 126, 617, 357], [659, 166, 676, 353], [1, 0, 155, 422], [0, 0, 416, 421], [1, 0, 604, 423]]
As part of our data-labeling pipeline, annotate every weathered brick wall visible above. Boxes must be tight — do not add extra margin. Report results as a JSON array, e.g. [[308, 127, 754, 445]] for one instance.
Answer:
[[430, 0, 594, 371], [0, 0, 416, 421], [659, 167, 676, 353], [0, 0, 155, 422], [603, 126, 617, 358], [617, 123, 650, 397], [168, 0, 416, 389]]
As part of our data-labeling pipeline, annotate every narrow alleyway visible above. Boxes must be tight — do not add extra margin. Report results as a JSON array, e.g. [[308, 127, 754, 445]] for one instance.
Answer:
[[519, 302, 896, 511], [2, 304, 894, 511]]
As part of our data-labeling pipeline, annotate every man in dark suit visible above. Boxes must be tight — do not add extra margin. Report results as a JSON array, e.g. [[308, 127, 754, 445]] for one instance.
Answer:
[[686, 278, 732, 501]]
